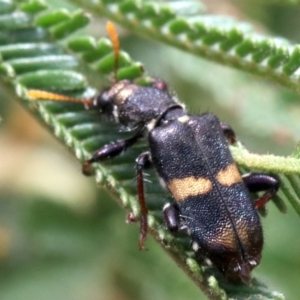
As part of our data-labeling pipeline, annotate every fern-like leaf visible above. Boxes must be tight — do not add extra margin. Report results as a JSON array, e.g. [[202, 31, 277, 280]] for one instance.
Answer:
[[66, 0, 300, 95]]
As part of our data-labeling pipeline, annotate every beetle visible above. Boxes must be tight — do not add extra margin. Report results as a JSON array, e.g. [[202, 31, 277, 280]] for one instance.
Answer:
[[27, 22, 280, 283]]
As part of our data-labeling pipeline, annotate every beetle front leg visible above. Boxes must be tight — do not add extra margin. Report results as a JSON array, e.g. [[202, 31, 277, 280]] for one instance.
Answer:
[[82, 133, 142, 175], [136, 151, 153, 250], [243, 173, 280, 209]]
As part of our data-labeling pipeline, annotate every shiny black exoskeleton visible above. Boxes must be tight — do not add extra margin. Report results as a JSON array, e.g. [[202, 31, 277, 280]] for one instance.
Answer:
[[27, 22, 279, 283], [83, 77, 279, 283]]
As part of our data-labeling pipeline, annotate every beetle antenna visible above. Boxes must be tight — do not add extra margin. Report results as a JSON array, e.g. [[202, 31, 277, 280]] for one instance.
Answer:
[[26, 90, 94, 107], [26, 22, 120, 106], [106, 21, 120, 83]]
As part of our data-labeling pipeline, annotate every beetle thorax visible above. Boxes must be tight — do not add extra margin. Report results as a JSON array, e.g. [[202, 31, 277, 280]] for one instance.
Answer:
[[97, 80, 183, 130]]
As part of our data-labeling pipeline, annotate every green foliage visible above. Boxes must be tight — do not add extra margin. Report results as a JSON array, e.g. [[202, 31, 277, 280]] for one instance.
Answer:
[[1, 0, 300, 299]]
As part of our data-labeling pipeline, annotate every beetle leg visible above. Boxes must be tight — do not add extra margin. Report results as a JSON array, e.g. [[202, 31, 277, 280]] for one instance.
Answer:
[[242, 173, 280, 209], [82, 133, 142, 175], [163, 203, 181, 232], [163, 203, 190, 234], [136, 151, 153, 250], [164, 203, 201, 252], [221, 123, 237, 144]]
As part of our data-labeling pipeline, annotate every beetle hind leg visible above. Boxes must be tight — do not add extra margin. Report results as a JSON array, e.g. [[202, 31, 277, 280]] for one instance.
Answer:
[[163, 203, 181, 232], [163, 202, 190, 233], [243, 173, 280, 209]]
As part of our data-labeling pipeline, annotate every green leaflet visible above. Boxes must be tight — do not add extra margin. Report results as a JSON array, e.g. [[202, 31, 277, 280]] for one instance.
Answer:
[[66, 0, 300, 94]]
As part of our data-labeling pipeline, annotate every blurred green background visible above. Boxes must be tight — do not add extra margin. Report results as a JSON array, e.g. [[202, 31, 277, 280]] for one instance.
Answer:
[[1, 0, 300, 299]]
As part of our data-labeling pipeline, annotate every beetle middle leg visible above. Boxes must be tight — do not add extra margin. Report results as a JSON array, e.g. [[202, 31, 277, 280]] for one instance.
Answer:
[[221, 123, 237, 144], [82, 132, 142, 175], [136, 151, 153, 250], [243, 173, 280, 209]]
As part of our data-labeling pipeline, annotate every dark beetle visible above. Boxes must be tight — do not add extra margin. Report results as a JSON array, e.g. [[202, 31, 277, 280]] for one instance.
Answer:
[[84, 78, 279, 282], [27, 22, 279, 283]]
